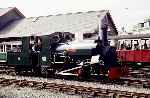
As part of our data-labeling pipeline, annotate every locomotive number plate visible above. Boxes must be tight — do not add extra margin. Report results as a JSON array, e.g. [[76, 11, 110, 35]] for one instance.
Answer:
[[42, 56, 47, 62]]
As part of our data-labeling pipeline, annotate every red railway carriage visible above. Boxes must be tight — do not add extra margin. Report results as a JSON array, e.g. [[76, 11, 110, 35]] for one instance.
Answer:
[[109, 33, 150, 64]]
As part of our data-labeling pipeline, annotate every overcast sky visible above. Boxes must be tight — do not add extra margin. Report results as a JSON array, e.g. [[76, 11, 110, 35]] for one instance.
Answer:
[[1, 0, 150, 31]]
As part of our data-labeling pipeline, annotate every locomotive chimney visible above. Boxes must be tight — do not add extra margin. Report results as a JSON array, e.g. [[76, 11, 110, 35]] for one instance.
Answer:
[[98, 15, 108, 46]]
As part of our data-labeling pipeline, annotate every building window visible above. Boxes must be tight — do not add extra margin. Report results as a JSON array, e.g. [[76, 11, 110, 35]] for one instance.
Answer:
[[144, 22, 149, 28], [139, 23, 144, 28], [6, 45, 11, 52], [0, 45, 3, 52], [148, 21, 150, 27]]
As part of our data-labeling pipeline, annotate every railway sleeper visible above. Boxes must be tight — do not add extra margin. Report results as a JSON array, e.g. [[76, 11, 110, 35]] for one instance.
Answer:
[[34, 82, 45, 89], [0, 78, 7, 81], [51, 85, 62, 92], [66, 88, 78, 95], [45, 83, 56, 87], [59, 87, 68, 91], [95, 92, 113, 98], [60, 87, 75, 94], [130, 82, 143, 88], [143, 83, 150, 88], [29, 81, 44, 89], [6, 79, 19, 84], [118, 94, 133, 98], [0, 83, 11, 87], [25, 81, 35, 87], [79, 90, 96, 96], [44, 86, 53, 90], [15, 79, 29, 87], [0, 79, 16, 86], [0, 79, 11, 84], [45, 86, 57, 91]]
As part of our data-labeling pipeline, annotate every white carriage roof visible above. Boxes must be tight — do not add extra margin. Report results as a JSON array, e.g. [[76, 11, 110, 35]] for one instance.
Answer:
[[109, 33, 150, 40], [0, 41, 21, 45], [0, 8, 117, 38]]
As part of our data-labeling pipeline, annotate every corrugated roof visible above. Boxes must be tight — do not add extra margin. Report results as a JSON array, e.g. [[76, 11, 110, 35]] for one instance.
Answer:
[[0, 10, 117, 38]]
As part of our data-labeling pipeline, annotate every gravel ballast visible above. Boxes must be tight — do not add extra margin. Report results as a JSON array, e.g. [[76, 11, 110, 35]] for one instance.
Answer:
[[0, 74, 150, 94]]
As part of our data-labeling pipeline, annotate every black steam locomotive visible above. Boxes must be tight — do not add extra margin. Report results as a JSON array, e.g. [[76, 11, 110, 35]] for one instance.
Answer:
[[5, 32, 122, 80]]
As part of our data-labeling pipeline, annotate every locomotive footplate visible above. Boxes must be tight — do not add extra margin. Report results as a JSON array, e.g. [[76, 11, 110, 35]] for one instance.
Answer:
[[55, 65, 82, 76], [55, 63, 108, 78]]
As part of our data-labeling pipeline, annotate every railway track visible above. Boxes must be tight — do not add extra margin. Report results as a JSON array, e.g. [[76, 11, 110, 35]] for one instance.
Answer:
[[1, 64, 150, 89], [0, 65, 15, 74], [0, 64, 150, 97], [120, 65, 150, 88], [0, 76, 149, 98]]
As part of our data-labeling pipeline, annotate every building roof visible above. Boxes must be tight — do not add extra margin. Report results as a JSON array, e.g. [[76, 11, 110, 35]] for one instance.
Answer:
[[0, 7, 13, 16], [0, 9, 117, 38], [0, 7, 24, 18], [0, 7, 25, 30]]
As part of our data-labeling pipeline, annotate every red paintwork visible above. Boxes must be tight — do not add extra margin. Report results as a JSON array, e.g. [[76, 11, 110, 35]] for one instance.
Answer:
[[117, 50, 150, 62], [141, 50, 150, 62], [108, 67, 121, 80]]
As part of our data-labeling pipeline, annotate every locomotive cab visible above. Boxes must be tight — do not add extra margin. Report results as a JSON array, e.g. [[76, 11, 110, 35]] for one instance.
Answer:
[[7, 36, 51, 75]]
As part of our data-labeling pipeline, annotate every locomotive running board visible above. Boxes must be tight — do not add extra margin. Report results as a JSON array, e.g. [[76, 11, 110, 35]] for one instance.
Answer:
[[55, 64, 108, 76], [55, 65, 83, 76]]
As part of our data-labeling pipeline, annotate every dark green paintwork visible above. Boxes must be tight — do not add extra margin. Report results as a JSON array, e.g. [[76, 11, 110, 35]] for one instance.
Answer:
[[39, 35, 51, 66], [7, 37, 30, 65], [7, 52, 30, 65]]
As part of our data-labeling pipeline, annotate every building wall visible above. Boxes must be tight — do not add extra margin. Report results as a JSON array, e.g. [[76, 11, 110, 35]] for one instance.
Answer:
[[132, 17, 150, 34]]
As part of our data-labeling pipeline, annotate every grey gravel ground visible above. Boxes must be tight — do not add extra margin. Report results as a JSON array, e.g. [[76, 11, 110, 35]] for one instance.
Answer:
[[0, 85, 85, 98]]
